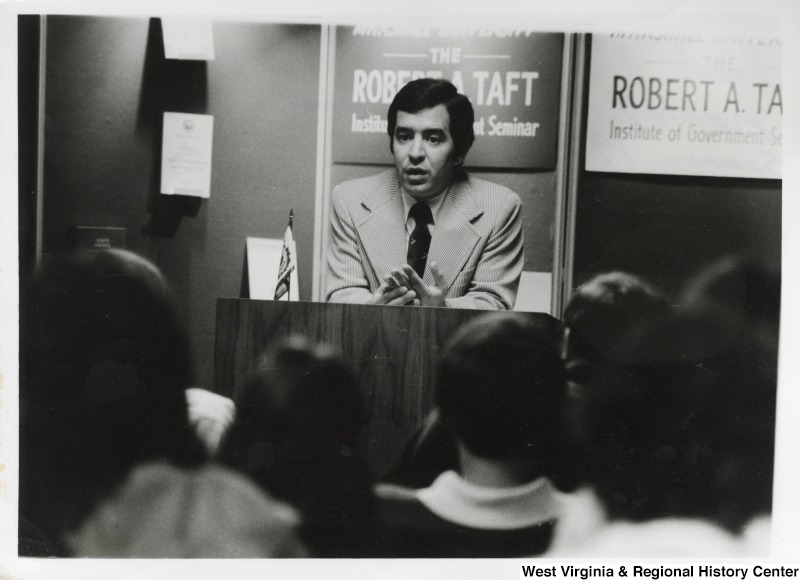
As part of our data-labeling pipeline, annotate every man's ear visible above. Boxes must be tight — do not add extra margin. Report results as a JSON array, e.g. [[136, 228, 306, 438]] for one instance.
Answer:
[[454, 141, 473, 167], [457, 136, 475, 165]]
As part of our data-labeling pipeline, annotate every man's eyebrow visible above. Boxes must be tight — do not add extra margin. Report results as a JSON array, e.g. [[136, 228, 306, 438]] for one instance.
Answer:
[[394, 126, 447, 135]]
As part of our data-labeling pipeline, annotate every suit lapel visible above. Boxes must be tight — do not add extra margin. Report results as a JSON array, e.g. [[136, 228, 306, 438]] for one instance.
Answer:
[[426, 173, 482, 288], [355, 171, 409, 282]]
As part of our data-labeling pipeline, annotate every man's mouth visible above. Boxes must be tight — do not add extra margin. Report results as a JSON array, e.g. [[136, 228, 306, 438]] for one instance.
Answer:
[[405, 168, 427, 181]]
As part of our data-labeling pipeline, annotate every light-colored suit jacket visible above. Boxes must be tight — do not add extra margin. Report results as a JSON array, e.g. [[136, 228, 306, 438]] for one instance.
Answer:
[[325, 169, 524, 310]]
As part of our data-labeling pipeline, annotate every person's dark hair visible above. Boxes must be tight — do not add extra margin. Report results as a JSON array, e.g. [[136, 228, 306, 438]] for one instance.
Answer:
[[435, 313, 564, 461], [20, 249, 205, 556], [557, 272, 673, 494], [679, 255, 779, 531], [562, 271, 672, 365], [681, 253, 781, 357], [387, 78, 475, 161], [218, 336, 382, 557]]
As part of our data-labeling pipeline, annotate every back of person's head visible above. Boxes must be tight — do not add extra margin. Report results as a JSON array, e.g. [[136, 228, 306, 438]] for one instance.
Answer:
[[558, 272, 675, 498], [225, 336, 365, 453], [569, 294, 773, 529], [561, 264, 777, 533], [387, 77, 475, 160], [20, 249, 205, 553], [562, 272, 671, 365], [681, 253, 780, 356], [560, 272, 673, 449], [219, 336, 379, 557], [436, 313, 564, 463], [679, 255, 779, 530]]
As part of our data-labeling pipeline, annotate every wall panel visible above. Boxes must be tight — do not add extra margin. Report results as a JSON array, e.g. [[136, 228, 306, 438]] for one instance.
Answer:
[[41, 16, 321, 382]]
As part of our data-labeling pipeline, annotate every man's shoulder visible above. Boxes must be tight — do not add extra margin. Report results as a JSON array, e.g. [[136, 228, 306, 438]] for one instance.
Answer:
[[332, 169, 397, 202], [456, 171, 522, 211]]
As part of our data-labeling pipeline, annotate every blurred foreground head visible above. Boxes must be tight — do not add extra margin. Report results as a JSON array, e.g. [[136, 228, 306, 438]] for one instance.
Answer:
[[562, 271, 671, 367], [679, 255, 779, 530], [219, 336, 378, 557], [223, 336, 365, 454], [563, 261, 777, 530], [436, 312, 565, 465], [20, 249, 205, 554]]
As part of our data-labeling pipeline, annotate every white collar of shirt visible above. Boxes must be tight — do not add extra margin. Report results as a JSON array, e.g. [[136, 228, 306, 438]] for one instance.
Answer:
[[401, 187, 447, 240], [416, 471, 562, 530]]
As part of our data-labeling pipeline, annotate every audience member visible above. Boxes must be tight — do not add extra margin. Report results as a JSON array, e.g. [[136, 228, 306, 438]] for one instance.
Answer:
[[561, 271, 672, 379], [678, 255, 779, 537], [376, 312, 568, 557], [550, 261, 778, 556], [19, 249, 207, 557], [218, 336, 384, 557], [555, 271, 672, 493]]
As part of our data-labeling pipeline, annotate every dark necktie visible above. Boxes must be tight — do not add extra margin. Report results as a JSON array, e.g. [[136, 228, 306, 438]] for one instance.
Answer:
[[407, 202, 433, 278]]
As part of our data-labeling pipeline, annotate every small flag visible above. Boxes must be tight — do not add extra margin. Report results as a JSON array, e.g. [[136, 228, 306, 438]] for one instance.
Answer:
[[274, 209, 295, 300]]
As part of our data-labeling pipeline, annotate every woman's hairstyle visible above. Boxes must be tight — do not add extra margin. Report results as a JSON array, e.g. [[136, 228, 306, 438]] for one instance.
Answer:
[[20, 249, 205, 553]]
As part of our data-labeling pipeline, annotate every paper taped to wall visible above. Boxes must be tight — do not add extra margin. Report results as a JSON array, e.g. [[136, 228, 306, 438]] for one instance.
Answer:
[[160, 112, 214, 198], [161, 17, 216, 60]]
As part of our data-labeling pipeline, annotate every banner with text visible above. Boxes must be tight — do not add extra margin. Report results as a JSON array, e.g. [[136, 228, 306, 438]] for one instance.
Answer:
[[586, 33, 782, 179], [333, 26, 563, 169]]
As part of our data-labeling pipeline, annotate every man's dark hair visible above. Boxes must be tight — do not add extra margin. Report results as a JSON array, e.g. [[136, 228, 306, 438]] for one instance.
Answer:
[[387, 78, 475, 161], [435, 313, 564, 460]]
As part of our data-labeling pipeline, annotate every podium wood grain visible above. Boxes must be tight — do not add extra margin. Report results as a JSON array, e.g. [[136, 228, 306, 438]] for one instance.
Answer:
[[214, 299, 561, 477]]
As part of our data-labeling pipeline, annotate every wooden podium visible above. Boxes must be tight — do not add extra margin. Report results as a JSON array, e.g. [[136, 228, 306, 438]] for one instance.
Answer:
[[215, 299, 561, 477]]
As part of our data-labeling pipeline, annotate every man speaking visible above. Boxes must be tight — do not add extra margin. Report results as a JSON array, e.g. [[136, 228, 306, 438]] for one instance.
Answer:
[[326, 78, 524, 310]]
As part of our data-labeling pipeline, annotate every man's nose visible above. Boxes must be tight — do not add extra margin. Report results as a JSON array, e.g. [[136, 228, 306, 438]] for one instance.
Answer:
[[408, 135, 425, 161]]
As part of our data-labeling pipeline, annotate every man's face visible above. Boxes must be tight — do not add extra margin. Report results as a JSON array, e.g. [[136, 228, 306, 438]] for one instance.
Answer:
[[392, 104, 462, 201]]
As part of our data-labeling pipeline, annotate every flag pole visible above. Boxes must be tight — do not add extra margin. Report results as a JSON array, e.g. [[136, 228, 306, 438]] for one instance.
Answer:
[[274, 209, 296, 301]]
